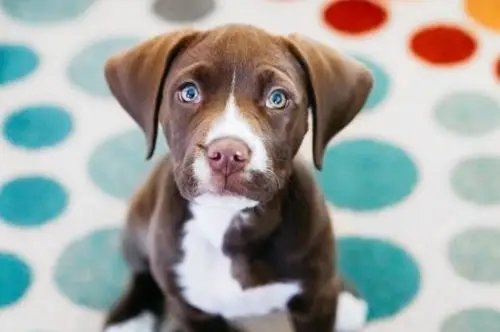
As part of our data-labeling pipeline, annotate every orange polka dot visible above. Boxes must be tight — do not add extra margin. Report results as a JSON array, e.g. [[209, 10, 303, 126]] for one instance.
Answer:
[[410, 24, 477, 66], [495, 58, 500, 82], [465, 0, 500, 32], [323, 0, 388, 35]]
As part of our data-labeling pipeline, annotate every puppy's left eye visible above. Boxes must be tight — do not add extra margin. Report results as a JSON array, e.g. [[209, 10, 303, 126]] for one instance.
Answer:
[[266, 89, 288, 109], [178, 83, 201, 103]]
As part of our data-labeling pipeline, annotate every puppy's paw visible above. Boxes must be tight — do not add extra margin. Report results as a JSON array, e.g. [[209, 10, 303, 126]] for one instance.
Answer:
[[104, 312, 156, 332], [335, 291, 368, 331]]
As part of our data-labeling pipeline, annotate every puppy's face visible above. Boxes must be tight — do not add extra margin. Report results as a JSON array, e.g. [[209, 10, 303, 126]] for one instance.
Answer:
[[160, 29, 310, 203], [104, 25, 373, 205]]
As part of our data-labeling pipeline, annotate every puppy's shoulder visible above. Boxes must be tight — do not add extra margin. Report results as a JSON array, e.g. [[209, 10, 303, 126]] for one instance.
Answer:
[[276, 157, 333, 263], [281, 157, 331, 224], [127, 155, 176, 223], [289, 157, 324, 203]]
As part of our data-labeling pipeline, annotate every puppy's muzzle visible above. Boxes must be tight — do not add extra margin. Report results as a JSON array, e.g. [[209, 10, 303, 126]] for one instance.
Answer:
[[205, 138, 251, 176]]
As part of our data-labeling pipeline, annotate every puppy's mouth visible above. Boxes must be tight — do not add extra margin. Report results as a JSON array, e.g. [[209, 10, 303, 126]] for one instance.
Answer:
[[187, 136, 281, 203], [208, 172, 250, 196], [206, 169, 281, 204]]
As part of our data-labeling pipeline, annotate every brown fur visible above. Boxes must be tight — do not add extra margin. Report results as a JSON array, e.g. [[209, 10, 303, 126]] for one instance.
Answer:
[[102, 24, 373, 332]]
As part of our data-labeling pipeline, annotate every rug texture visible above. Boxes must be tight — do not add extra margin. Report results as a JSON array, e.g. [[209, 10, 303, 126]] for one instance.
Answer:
[[1, 0, 499, 331]]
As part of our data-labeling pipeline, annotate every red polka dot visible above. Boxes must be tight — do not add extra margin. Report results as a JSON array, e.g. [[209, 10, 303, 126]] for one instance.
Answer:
[[495, 58, 500, 82], [323, 0, 388, 35], [410, 25, 477, 66]]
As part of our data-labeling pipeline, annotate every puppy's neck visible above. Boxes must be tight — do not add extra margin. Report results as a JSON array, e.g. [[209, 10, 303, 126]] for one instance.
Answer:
[[187, 193, 259, 249], [192, 193, 259, 211]]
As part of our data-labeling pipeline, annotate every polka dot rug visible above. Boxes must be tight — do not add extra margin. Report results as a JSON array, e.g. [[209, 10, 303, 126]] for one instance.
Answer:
[[1, 0, 499, 331]]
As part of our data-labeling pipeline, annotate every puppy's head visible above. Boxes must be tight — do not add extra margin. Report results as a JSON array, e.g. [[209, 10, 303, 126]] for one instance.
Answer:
[[104, 25, 372, 205]]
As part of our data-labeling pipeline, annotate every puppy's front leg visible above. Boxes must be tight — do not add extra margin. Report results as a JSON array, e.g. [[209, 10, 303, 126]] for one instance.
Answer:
[[170, 298, 242, 332], [288, 278, 368, 332], [287, 290, 337, 332], [179, 315, 241, 332]]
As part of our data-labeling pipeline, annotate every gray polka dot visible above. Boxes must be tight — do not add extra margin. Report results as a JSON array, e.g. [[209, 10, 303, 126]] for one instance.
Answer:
[[448, 227, 500, 283], [434, 91, 500, 136], [441, 308, 500, 332], [152, 0, 215, 23], [451, 156, 500, 205]]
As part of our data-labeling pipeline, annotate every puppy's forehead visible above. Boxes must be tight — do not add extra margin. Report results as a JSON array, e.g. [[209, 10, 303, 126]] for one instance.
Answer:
[[177, 26, 296, 75]]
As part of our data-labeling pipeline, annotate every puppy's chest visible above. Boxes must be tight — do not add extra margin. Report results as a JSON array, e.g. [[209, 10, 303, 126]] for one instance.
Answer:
[[174, 203, 300, 319]]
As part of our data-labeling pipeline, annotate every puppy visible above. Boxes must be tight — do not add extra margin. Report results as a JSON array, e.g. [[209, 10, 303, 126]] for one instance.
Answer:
[[102, 24, 373, 332]]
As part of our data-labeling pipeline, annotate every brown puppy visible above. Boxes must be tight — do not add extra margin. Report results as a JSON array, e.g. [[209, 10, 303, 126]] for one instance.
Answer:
[[102, 24, 373, 332]]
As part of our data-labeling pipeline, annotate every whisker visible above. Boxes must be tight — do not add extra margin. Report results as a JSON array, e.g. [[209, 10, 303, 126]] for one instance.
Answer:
[[263, 167, 282, 190]]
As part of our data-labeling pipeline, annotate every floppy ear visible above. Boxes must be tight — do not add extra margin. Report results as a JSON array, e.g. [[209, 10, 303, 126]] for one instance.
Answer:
[[285, 34, 373, 170], [104, 29, 199, 159]]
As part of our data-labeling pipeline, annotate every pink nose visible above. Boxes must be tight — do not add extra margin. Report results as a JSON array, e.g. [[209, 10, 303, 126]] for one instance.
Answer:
[[206, 138, 250, 176]]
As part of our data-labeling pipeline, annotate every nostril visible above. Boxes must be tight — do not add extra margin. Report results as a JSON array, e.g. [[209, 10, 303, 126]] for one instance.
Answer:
[[233, 152, 247, 163], [209, 151, 223, 161]]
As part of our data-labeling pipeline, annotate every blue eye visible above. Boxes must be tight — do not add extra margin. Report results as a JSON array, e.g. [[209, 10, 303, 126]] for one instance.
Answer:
[[266, 89, 288, 109], [179, 84, 200, 103]]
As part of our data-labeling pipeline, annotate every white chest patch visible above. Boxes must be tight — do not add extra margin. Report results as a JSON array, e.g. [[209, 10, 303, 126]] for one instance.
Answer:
[[174, 194, 301, 319]]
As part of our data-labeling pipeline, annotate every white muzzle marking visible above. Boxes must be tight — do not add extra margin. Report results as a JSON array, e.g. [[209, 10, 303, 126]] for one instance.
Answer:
[[193, 90, 269, 188]]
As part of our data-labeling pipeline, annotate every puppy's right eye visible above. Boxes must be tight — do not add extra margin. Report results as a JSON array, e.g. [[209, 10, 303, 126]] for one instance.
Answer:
[[178, 83, 201, 103], [266, 88, 288, 110]]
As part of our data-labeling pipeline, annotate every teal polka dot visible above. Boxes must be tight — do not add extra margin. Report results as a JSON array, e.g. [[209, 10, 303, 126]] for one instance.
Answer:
[[88, 129, 167, 200], [316, 139, 418, 211], [1, 0, 96, 24], [53, 228, 129, 311], [448, 227, 500, 283], [0, 252, 32, 308], [451, 156, 500, 205], [0, 176, 68, 227], [441, 308, 500, 332], [352, 55, 390, 111], [434, 91, 500, 136], [67, 37, 139, 97], [153, 0, 216, 22], [337, 237, 421, 321], [3, 104, 73, 150], [0, 44, 39, 86]]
